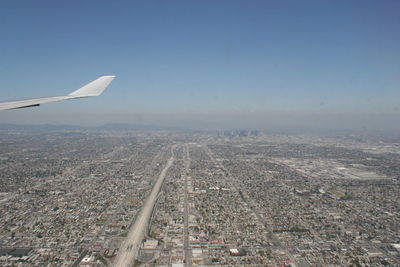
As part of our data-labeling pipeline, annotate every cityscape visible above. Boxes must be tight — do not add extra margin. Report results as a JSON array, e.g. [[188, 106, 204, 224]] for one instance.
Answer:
[[0, 126, 399, 266], [1, 0, 399, 266]]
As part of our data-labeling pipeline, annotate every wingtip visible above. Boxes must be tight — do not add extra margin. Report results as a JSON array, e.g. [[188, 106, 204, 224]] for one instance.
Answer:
[[100, 75, 116, 83], [68, 75, 116, 97], [102, 75, 116, 79]]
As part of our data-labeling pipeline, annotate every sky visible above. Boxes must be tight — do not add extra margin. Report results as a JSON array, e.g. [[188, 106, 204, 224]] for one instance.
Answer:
[[0, 0, 399, 131]]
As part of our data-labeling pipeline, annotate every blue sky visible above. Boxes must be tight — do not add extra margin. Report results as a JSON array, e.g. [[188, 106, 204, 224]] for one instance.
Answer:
[[0, 0, 399, 129]]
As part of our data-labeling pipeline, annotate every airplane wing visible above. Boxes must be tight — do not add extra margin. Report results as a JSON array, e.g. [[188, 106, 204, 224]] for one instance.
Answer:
[[0, 75, 115, 111]]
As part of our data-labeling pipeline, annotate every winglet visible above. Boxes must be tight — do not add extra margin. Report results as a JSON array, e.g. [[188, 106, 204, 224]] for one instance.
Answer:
[[68, 75, 116, 98]]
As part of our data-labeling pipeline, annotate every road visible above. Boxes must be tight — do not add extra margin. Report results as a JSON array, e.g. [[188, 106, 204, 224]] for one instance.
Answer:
[[183, 144, 192, 267], [113, 147, 175, 267]]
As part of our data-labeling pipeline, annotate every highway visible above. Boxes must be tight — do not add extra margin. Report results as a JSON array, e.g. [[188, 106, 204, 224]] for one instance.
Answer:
[[183, 144, 192, 267], [113, 147, 175, 267]]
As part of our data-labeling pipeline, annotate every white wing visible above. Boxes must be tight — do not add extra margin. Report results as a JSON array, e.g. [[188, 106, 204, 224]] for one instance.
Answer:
[[0, 75, 115, 111]]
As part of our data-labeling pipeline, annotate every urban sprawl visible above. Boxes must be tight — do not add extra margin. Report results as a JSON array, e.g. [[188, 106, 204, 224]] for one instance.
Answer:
[[0, 128, 399, 266]]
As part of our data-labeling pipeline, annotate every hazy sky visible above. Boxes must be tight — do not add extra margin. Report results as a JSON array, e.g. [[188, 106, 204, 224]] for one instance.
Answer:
[[0, 0, 399, 130]]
